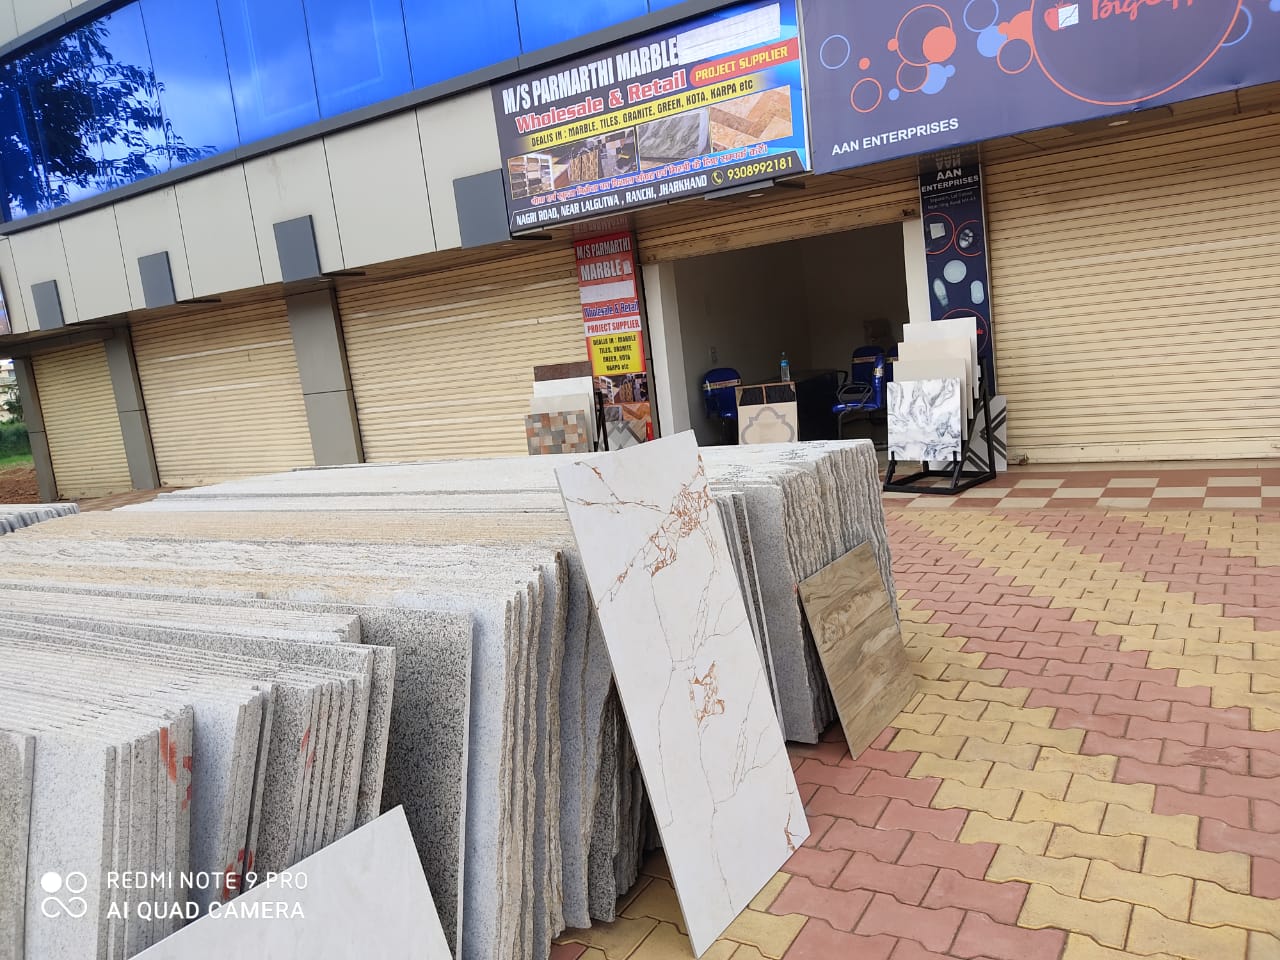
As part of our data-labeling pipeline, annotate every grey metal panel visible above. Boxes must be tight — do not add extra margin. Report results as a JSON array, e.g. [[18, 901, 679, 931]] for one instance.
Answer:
[[59, 206, 130, 319], [0, 0, 16, 49], [273, 216, 322, 283], [116, 408, 160, 489], [175, 164, 263, 297], [11, 223, 76, 325], [12, 355, 42, 432], [454, 170, 512, 249], [244, 141, 342, 283], [418, 90, 503, 250], [138, 251, 177, 308], [26, 428, 56, 502], [103, 331, 144, 413], [301, 390, 363, 466], [286, 290, 349, 395], [11, 0, 69, 36], [31, 279, 63, 331], [0, 238, 27, 334]]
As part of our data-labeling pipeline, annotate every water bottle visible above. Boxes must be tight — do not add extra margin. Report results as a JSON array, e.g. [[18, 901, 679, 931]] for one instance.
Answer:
[[780, 352, 791, 382]]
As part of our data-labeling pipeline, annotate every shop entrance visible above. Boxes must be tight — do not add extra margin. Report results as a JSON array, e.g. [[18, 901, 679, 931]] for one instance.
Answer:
[[660, 221, 912, 448]]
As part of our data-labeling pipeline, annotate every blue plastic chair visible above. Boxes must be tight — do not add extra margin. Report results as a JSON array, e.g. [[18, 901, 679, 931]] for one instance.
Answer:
[[701, 367, 742, 443], [833, 347, 886, 438]]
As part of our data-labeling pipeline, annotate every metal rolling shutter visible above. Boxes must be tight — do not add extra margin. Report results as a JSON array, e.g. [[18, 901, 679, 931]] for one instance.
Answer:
[[337, 246, 587, 461], [632, 159, 919, 263], [985, 110, 1280, 463], [131, 300, 314, 486], [32, 341, 132, 499]]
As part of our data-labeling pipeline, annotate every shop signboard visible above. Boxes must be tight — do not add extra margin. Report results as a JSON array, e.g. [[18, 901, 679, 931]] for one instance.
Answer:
[[493, 0, 808, 232], [802, 0, 1280, 174]]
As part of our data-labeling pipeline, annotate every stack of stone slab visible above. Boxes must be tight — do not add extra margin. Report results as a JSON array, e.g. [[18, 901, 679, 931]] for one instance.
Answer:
[[0, 592, 393, 960], [0, 437, 891, 960], [0, 502, 79, 535]]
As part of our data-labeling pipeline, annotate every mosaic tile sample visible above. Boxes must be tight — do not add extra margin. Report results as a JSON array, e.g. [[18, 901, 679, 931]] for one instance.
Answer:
[[888, 378, 963, 463], [526, 411, 593, 456], [555, 432, 807, 957]]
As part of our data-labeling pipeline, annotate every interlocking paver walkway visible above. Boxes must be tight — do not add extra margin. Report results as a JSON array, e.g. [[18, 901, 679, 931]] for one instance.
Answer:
[[556, 479, 1280, 960]]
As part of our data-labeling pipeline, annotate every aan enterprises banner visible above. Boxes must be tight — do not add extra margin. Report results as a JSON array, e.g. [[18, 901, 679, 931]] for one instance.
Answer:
[[802, 0, 1280, 174], [493, 0, 808, 231]]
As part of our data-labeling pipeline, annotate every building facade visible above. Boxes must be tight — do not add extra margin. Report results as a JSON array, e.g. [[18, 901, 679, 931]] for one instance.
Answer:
[[0, 0, 1276, 501]]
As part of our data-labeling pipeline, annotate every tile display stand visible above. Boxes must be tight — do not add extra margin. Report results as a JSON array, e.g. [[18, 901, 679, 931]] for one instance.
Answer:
[[883, 373, 997, 496]]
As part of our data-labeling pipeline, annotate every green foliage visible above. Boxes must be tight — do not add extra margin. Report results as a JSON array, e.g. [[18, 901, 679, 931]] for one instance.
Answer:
[[0, 420, 28, 459], [1, 381, 20, 423]]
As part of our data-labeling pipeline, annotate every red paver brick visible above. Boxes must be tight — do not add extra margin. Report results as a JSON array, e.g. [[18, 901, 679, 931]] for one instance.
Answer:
[[889, 940, 955, 960], [1252, 751, 1280, 778], [784, 846, 853, 887], [870, 728, 898, 751], [1255, 799, 1280, 834], [1137, 681, 1211, 706], [854, 748, 920, 777], [1154, 785, 1250, 828], [984, 654, 1047, 673], [786, 918, 896, 960], [1253, 858, 1280, 899], [800, 783, 819, 804], [1052, 709, 1128, 737], [794, 759, 871, 794], [856, 893, 963, 953], [1082, 731, 1162, 763], [1068, 676, 1141, 699], [963, 638, 1027, 658], [1043, 660, 1109, 680], [807, 787, 891, 826], [1208, 727, 1280, 753], [1200, 819, 1280, 860], [877, 799, 967, 841], [769, 875, 874, 931], [789, 739, 849, 766], [1022, 642, 1085, 663], [1128, 717, 1207, 747], [803, 814, 835, 848], [1162, 740, 1249, 774], [1205, 768, 1278, 803], [1026, 689, 1099, 713], [1110, 664, 1180, 685], [1095, 694, 1170, 721], [950, 910, 1067, 960], [834, 851, 937, 904], [1081, 647, 1149, 667], [1171, 703, 1251, 728], [1114, 757, 1203, 792], [897, 834, 997, 880], [550, 943, 585, 960], [921, 869, 1028, 924], [819, 820, 913, 861], [1006, 670, 1070, 692], [858, 770, 944, 807]]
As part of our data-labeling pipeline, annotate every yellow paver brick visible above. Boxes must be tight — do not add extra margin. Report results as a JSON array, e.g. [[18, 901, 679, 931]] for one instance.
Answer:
[[1181, 669, 1250, 692], [1127, 905, 1248, 960], [562, 916, 660, 959], [1251, 707, 1280, 732], [1120, 635, 1180, 655], [931, 780, 1020, 819], [1019, 884, 1132, 949], [912, 661, 947, 681], [630, 922, 737, 960], [1101, 804, 1198, 847], [915, 679, 967, 699], [1190, 881, 1280, 936], [960, 811, 1051, 855], [887, 730, 967, 759], [984, 702, 1057, 727], [1146, 651, 1219, 673], [1232, 658, 1280, 680], [914, 694, 987, 720], [1015, 793, 1106, 832], [959, 737, 1040, 770], [1066, 775, 1155, 813], [923, 648, 987, 668], [1006, 722, 1086, 753], [936, 716, 1012, 742], [1185, 637, 1254, 660], [748, 873, 789, 912], [988, 761, 1070, 799], [1097, 621, 1156, 641], [987, 846, 1089, 897], [720, 910, 806, 959], [1037, 748, 1117, 780], [623, 878, 688, 933], [1062, 932, 1175, 960], [960, 682, 1029, 707], [1048, 826, 1144, 872], [891, 712, 944, 736], [1248, 932, 1280, 960], [1142, 840, 1251, 894], [908, 753, 992, 788], [1082, 861, 1192, 921], [942, 664, 1009, 685], [1253, 675, 1280, 695]]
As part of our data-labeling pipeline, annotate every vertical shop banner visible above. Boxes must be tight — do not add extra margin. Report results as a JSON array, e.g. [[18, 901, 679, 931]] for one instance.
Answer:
[[801, 0, 1280, 174], [575, 233, 653, 445], [919, 148, 995, 390], [494, 0, 808, 231]]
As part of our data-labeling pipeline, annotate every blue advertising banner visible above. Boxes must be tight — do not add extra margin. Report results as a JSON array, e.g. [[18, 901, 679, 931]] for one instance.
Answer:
[[493, 0, 808, 231], [918, 148, 996, 388], [802, 0, 1280, 173]]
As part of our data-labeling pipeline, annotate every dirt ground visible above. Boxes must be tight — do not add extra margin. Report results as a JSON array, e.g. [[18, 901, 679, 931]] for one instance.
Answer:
[[0, 465, 39, 503]]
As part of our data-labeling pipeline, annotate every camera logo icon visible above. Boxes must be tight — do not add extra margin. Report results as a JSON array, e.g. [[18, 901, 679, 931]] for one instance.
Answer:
[[40, 871, 88, 919]]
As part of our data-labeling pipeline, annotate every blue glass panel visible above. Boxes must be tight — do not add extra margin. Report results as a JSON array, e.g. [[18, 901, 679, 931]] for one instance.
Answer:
[[514, 0, 647, 52], [304, 0, 412, 118], [217, 0, 319, 142], [646, 0, 687, 9], [403, 0, 521, 88], [0, 64, 44, 219], [140, 0, 238, 162]]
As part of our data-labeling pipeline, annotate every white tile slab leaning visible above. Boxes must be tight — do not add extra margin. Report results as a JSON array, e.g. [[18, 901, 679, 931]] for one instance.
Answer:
[[554, 432, 808, 957]]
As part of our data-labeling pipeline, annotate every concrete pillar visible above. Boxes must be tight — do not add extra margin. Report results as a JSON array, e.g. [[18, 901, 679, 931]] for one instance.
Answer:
[[104, 328, 161, 490], [286, 290, 364, 466], [640, 261, 692, 437], [12, 357, 57, 502]]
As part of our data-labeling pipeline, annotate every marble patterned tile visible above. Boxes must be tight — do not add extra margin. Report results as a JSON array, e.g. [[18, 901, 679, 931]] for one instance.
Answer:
[[555, 433, 807, 957], [888, 378, 962, 463]]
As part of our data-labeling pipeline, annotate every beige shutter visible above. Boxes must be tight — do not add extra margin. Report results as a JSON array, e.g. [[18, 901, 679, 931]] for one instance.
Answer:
[[337, 246, 587, 461], [985, 109, 1280, 462], [132, 300, 314, 486], [632, 159, 919, 263], [32, 341, 132, 499]]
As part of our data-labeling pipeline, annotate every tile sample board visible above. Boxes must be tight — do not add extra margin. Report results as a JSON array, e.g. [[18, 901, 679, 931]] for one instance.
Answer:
[[965, 394, 1007, 473], [902, 317, 979, 397], [134, 807, 450, 959], [798, 542, 915, 758], [555, 432, 807, 957], [738, 402, 799, 444], [526, 411, 593, 455], [888, 378, 963, 463]]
